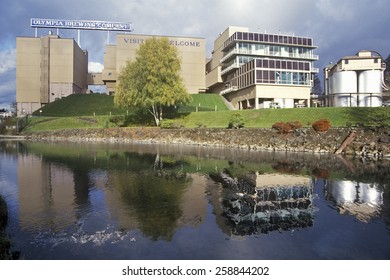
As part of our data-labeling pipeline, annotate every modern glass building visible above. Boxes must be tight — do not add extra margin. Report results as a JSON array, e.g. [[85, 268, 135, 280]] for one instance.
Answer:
[[206, 27, 319, 109]]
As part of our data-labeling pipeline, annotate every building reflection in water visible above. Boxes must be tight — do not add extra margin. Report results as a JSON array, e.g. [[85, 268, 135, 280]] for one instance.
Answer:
[[324, 180, 383, 222], [16, 152, 208, 245], [209, 169, 315, 236]]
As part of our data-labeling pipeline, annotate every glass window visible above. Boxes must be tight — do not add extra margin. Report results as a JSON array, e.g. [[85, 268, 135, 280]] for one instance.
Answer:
[[259, 34, 263, 41], [298, 38, 302, 45], [282, 61, 287, 69], [263, 71, 269, 81], [243, 33, 248, 40], [269, 60, 275, 68], [269, 71, 275, 83], [237, 32, 242, 39], [257, 70, 262, 81], [263, 60, 269, 68], [249, 33, 253, 40], [269, 35, 273, 42], [293, 37, 297, 45], [276, 60, 281, 69], [264, 34, 268, 42], [256, 59, 262, 68], [287, 61, 292, 69], [304, 63, 310, 71], [293, 61, 298, 70], [308, 38, 312, 46], [254, 33, 259, 41]]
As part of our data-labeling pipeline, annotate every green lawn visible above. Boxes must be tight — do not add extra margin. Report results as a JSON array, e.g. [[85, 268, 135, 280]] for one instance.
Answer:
[[179, 106, 390, 128], [34, 93, 228, 117], [22, 93, 390, 132]]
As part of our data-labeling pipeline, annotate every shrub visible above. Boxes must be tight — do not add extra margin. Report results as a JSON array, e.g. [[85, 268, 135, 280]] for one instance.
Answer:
[[287, 121, 302, 130], [312, 119, 331, 132], [228, 113, 245, 129], [271, 121, 302, 134], [109, 115, 125, 127], [160, 119, 184, 129]]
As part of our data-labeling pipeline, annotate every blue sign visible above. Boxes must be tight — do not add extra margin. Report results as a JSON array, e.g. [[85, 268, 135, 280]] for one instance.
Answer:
[[30, 18, 133, 32]]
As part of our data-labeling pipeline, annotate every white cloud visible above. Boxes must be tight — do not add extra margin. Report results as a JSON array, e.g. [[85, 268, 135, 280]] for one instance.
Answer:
[[88, 61, 104, 73], [0, 48, 16, 75]]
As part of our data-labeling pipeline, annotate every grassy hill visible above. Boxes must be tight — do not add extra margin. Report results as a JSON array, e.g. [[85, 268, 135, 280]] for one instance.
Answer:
[[22, 93, 390, 132], [33, 93, 228, 117]]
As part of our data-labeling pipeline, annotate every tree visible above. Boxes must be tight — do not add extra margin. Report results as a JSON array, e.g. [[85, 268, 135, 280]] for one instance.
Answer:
[[114, 37, 191, 126]]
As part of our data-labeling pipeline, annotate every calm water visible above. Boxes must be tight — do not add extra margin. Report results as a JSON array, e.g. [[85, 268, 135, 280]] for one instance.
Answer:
[[0, 140, 389, 260]]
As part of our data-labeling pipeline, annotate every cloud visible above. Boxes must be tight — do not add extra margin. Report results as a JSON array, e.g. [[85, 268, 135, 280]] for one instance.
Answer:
[[88, 61, 104, 73], [0, 0, 389, 106], [0, 49, 16, 75]]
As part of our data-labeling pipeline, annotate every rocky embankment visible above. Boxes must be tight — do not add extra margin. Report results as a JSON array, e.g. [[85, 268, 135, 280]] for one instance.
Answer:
[[25, 126, 390, 158]]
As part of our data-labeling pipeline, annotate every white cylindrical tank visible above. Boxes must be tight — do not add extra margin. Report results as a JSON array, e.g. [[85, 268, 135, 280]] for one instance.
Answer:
[[358, 70, 383, 107], [332, 71, 357, 107]]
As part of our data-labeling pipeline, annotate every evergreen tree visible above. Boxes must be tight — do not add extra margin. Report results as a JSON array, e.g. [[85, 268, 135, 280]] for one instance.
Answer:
[[115, 37, 191, 126]]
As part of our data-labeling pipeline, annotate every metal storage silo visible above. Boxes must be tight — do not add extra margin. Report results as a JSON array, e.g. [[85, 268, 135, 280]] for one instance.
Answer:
[[332, 71, 357, 107], [358, 70, 383, 107]]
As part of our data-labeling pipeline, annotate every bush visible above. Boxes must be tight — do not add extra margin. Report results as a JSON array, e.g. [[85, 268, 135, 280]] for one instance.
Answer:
[[108, 115, 125, 127], [228, 113, 245, 129], [271, 121, 302, 134], [160, 119, 184, 129], [312, 119, 331, 132]]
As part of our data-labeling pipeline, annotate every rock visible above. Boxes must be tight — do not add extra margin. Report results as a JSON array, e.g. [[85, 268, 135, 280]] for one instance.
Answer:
[[379, 135, 390, 143]]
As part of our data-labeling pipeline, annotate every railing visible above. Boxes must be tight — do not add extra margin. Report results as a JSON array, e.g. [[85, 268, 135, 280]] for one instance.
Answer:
[[220, 48, 319, 62], [220, 86, 238, 95], [221, 63, 239, 75]]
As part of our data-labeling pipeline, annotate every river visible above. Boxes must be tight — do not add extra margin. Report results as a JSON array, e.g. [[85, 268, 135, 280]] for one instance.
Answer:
[[0, 140, 389, 260]]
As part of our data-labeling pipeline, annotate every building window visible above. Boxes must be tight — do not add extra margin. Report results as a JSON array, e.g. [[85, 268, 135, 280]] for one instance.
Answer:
[[344, 59, 349, 64]]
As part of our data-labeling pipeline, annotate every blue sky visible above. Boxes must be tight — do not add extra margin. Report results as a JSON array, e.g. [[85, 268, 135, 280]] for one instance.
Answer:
[[1, 0, 389, 109]]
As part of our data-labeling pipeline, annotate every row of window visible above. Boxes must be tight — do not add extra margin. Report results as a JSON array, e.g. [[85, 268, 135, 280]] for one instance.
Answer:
[[224, 32, 314, 49], [230, 69, 311, 90], [256, 58, 310, 71], [235, 43, 314, 59], [223, 57, 311, 72], [257, 70, 310, 85]]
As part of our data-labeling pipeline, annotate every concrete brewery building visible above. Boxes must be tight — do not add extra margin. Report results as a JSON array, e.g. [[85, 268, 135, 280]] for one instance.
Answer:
[[206, 27, 319, 109], [324, 50, 387, 107], [16, 34, 88, 115], [93, 34, 206, 95], [16, 32, 205, 116]]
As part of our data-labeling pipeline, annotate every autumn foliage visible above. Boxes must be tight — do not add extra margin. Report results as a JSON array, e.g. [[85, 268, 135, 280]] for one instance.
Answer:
[[272, 121, 302, 134], [312, 119, 331, 132]]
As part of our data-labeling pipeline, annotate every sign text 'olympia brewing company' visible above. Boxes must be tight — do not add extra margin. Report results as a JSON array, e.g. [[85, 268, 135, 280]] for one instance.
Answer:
[[30, 18, 133, 32]]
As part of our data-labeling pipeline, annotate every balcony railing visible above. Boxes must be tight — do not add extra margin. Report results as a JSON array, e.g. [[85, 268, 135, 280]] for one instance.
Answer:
[[220, 86, 238, 95], [221, 63, 239, 75], [220, 50, 319, 64]]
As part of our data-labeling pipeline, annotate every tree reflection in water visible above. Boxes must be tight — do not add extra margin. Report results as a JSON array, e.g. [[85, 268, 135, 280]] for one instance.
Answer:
[[112, 154, 191, 241]]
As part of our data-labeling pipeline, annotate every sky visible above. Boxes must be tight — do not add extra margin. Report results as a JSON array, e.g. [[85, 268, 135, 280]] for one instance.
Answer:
[[1, 0, 389, 109]]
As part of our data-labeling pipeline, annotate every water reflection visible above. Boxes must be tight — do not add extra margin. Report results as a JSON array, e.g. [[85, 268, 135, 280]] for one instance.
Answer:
[[325, 180, 382, 222], [1, 141, 390, 259], [209, 169, 315, 236]]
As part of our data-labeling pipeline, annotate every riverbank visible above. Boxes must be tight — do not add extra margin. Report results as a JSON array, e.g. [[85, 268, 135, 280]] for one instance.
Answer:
[[24, 126, 390, 157], [0, 196, 11, 259]]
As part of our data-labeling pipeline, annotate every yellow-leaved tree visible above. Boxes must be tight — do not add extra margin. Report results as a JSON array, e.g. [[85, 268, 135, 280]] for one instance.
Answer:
[[114, 37, 191, 126]]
